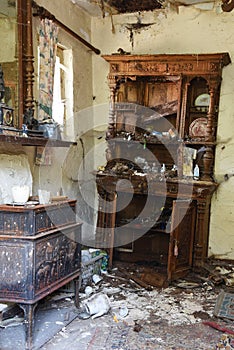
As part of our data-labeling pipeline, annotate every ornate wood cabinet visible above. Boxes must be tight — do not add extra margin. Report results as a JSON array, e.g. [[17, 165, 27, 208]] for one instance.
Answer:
[[0, 200, 82, 350], [95, 53, 231, 283]]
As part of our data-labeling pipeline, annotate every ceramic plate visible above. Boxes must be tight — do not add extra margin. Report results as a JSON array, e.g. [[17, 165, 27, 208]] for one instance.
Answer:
[[194, 93, 210, 107], [7, 201, 39, 206], [7, 202, 26, 206], [189, 117, 207, 138], [176, 282, 200, 289]]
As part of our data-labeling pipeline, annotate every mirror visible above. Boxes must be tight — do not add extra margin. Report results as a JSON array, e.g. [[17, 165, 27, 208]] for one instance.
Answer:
[[0, 0, 18, 127], [0, 0, 34, 129]]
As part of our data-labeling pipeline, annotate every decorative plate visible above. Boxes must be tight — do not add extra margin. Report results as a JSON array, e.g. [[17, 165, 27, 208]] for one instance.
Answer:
[[189, 117, 207, 138], [194, 93, 210, 107], [7, 202, 26, 206], [7, 201, 39, 206], [176, 282, 200, 289], [25, 201, 39, 206]]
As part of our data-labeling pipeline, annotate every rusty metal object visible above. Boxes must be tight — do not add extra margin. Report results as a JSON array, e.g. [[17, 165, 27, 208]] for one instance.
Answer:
[[0, 201, 82, 349], [0, 200, 77, 236]]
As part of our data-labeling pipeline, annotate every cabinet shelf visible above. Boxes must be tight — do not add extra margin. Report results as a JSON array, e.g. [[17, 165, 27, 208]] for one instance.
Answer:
[[0, 134, 77, 147], [184, 140, 215, 146], [189, 107, 209, 113], [112, 135, 216, 147], [116, 222, 171, 234], [112, 137, 179, 146]]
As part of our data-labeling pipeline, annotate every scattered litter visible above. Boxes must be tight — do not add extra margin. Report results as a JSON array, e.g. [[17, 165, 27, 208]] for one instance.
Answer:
[[77, 311, 91, 320], [14, 260, 234, 350], [92, 274, 103, 284], [112, 305, 129, 321], [204, 262, 234, 286], [133, 321, 142, 332], [102, 287, 121, 295], [81, 253, 105, 287], [176, 281, 200, 289], [210, 274, 224, 285], [215, 334, 234, 350], [0, 316, 24, 328], [140, 270, 168, 288], [215, 267, 233, 275], [223, 273, 234, 287], [84, 286, 93, 296], [49, 292, 74, 302], [58, 329, 69, 338], [63, 312, 70, 321], [113, 314, 118, 322], [0, 304, 8, 313], [118, 305, 128, 318], [83, 292, 110, 319]]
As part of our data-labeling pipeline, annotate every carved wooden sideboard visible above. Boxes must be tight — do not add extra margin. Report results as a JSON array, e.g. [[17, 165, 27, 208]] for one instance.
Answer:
[[0, 200, 82, 349], [95, 53, 231, 283]]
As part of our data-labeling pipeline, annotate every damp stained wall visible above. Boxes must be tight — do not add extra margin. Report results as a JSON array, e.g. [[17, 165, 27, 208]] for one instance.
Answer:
[[91, 4, 234, 259], [1, 0, 233, 257], [31, 0, 99, 243]]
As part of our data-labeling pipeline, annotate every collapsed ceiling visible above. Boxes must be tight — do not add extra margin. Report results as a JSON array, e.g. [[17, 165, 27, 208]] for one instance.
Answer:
[[104, 0, 163, 13], [71, 0, 218, 16]]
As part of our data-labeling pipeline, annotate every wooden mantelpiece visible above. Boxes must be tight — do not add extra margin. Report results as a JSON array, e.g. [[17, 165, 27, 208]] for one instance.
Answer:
[[102, 53, 230, 77]]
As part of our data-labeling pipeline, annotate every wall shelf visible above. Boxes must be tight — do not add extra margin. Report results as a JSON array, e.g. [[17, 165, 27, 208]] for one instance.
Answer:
[[0, 134, 77, 147]]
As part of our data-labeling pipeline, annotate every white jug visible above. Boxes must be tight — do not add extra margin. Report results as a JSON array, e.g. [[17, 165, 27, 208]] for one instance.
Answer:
[[84, 293, 110, 319], [12, 185, 30, 203]]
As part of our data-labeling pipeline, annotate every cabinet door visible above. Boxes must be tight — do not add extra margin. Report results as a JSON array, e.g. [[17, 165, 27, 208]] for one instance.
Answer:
[[168, 199, 196, 281]]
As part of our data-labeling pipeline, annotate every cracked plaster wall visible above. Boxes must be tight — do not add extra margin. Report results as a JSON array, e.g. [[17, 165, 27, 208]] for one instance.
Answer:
[[3, 0, 232, 255], [30, 0, 99, 243], [91, 3, 234, 259]]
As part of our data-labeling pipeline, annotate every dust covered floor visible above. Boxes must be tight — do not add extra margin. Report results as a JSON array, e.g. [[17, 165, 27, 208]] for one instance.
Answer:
[[43, 261, 234, 350], [2, 261, 234, 350]]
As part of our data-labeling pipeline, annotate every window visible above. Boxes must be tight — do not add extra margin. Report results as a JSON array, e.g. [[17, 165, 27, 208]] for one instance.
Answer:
[[52, 45, 73, 138]]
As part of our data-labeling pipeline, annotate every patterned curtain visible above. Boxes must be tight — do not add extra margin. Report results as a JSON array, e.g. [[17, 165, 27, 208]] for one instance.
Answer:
[[38, 18, 59, 121]]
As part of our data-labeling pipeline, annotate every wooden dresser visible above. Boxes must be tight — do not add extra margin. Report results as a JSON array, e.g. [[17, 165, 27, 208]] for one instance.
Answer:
[[95, 53, 231, 284]]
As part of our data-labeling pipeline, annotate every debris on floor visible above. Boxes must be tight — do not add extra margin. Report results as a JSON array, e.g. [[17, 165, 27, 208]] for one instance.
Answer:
[[0, 315, 24, 328], [82, 292, 110, 319], [81, 248, 108, 287], [205, 258, 234, 287], [69, 259, 234, 350], [1, 259, 234, 350], [215, 334, 234, 350]]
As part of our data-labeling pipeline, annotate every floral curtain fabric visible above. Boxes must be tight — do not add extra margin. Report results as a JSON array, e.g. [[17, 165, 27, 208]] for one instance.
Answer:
[[38, 18, 59, 121]]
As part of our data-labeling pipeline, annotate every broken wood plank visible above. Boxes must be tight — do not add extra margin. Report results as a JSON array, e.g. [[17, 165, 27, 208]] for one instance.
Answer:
[[140, 271, 169, 288]]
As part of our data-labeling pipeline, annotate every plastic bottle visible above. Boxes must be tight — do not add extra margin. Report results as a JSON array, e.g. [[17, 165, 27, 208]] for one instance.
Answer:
[[193, 164, 200, 180], [152, 162, 158, 173], [161, 163, 166, 174]]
